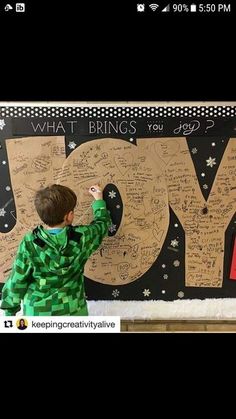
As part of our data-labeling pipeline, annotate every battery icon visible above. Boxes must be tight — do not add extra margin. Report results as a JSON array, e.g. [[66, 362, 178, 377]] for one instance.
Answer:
[[190, 3, 197, 12]]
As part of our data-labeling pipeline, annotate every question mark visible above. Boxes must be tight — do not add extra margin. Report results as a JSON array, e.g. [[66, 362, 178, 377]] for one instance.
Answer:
[[205, 119, 215, 133]]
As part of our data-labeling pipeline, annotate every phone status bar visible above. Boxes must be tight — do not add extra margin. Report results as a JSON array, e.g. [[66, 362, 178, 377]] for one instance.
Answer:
[[137, 3, 232, 14]]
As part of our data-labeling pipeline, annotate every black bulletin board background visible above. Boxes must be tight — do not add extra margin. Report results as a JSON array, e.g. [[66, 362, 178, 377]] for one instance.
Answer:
[[0, 105, 236, 301]]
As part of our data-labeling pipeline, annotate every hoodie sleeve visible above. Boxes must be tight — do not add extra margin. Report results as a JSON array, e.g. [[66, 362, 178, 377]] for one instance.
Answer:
[[77, 199, 112, 259], [0, 239, 32, 316]]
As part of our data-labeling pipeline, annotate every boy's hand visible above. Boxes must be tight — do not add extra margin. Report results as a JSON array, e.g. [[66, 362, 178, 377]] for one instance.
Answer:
[[89, 185, 103, 200]]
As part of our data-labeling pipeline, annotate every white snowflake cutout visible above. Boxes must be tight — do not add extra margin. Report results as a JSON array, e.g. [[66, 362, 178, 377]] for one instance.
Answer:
[[0, 119, 6, 130], [108, 190, 116, 199], [68, 141, 77, 150], [143, 289, 151, 297], [0, 208, 6, 217], [206, 156, 216, 168]]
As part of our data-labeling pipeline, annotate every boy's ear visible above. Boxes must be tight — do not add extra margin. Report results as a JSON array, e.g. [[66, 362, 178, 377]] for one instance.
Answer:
[[64, 210, 74, 223]]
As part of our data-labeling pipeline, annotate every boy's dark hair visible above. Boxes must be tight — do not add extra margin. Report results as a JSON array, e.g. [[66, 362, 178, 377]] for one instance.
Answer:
[[34, 184, 77, 226]]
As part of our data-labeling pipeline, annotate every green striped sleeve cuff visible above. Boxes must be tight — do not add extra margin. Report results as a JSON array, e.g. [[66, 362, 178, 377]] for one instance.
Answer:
[[91, 199, 107, 211]]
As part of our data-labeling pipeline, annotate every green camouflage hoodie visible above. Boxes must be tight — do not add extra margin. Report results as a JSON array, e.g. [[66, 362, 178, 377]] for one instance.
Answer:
[[0, 199, 112, 316]]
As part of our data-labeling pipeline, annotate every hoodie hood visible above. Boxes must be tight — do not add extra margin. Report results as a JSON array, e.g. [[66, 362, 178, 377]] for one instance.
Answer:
[[37, 226, 70, 250], [32, 225, 83, 276]]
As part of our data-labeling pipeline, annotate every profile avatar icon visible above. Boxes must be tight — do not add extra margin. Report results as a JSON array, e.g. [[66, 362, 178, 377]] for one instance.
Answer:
[[16, 318, 28, 330]]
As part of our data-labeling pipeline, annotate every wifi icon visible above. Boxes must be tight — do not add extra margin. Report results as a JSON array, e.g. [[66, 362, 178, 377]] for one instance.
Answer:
[[149, 3, 159, 11]]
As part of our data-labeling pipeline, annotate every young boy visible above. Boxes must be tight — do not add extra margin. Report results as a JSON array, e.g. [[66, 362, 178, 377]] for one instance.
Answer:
[[0, 184, 112, 316]]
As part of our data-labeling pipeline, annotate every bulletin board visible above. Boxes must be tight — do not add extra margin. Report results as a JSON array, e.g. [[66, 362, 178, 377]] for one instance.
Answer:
[[0, 105, 236, 302]]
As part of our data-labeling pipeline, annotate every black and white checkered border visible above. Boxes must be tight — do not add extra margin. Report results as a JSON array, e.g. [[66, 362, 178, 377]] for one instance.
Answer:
[[0, 106, 236, 118]]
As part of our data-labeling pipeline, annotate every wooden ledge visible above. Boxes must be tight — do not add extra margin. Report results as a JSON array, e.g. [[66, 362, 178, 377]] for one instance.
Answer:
[[121, 319, 236, 332]]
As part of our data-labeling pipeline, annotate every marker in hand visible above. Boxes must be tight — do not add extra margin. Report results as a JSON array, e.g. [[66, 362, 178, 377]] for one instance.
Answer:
[[89, 185, 103, 200], [90, 187, 101, 193]]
